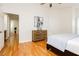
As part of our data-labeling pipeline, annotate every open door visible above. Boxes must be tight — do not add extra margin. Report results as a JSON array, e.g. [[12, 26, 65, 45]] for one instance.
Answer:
[[0, 13, 4, 50]]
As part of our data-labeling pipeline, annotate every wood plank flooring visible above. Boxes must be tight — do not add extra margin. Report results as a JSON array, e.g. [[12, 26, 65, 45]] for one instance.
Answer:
[[0, 34, 57, 56]]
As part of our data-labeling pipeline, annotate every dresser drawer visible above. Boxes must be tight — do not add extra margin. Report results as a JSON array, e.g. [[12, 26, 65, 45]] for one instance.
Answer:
[[32, 30, 47, 42]]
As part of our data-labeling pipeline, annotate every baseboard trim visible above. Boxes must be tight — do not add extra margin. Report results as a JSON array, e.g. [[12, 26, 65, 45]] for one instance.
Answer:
[[19, 40, 32, 43]]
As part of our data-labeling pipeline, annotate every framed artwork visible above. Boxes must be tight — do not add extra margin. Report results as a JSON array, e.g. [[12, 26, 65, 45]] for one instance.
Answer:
[[34, 16, 44, 30]]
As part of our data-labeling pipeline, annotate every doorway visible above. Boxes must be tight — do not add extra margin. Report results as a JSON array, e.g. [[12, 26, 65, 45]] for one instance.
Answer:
[[4, 13, 19, 45]]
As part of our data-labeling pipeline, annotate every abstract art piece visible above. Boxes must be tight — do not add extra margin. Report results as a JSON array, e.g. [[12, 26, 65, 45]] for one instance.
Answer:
[[34, 16, 44, 30]]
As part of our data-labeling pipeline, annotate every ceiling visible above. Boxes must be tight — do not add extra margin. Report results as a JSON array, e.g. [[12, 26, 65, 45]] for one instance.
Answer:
[[1, 3, 79, 8], [40, 3, 79, 8]]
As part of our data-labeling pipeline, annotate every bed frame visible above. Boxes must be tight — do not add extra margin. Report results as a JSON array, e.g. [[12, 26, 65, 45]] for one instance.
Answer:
[[47, 44, 78, 56]]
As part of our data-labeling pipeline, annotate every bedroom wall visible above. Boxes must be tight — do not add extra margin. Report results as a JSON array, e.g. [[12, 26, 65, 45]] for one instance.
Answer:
[[0, 4, 4, 50], [48, 7, 72, 35], [0, 3, 73, 43], [74, 8, 79, 34]]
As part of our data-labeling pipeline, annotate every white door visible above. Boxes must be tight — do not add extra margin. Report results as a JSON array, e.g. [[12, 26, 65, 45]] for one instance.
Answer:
[[0, 13, 4, 50]]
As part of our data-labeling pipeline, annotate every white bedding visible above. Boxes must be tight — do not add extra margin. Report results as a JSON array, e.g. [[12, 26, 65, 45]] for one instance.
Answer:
[[47, 34, 78, 52], [66, 37, 79, 55]]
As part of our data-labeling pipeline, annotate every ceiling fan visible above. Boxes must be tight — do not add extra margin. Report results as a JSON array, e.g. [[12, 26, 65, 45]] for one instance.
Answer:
[[40, 3, 62, 8]]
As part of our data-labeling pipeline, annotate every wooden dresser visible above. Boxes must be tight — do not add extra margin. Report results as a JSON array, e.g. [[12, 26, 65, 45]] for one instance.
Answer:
[[32, 30, 47, 42]]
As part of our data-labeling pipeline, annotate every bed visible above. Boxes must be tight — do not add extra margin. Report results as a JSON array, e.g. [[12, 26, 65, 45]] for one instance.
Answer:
[[47, 34, 79, 55], [66, 37, 79, 55]]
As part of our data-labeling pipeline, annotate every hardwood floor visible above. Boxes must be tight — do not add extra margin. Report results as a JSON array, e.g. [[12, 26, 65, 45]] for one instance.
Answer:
[[0, 34, 57, 56]]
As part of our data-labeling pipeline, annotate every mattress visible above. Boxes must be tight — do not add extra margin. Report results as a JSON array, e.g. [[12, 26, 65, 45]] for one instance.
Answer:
[[47, 34, 78, 52], [66, 37, 79, 55]]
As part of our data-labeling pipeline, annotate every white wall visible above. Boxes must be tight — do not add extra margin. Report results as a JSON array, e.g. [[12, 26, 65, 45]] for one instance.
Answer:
[[1, 3, 74, 43], [0, 13, 4, 50], [74, 8, 79, 34], [0, 4, 4, 50], [4, 14, 10, 39], [48, 7, 72, 35]]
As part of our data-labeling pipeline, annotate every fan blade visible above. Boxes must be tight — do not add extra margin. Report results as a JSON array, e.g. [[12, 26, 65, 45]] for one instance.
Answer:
[[58, 3, 62, 4], [40, 3, 45, 5], [49, 3, 52, 8]]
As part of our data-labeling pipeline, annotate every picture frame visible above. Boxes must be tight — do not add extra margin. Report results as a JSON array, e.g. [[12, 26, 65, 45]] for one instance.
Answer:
[[34, 16, 44, 30]]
